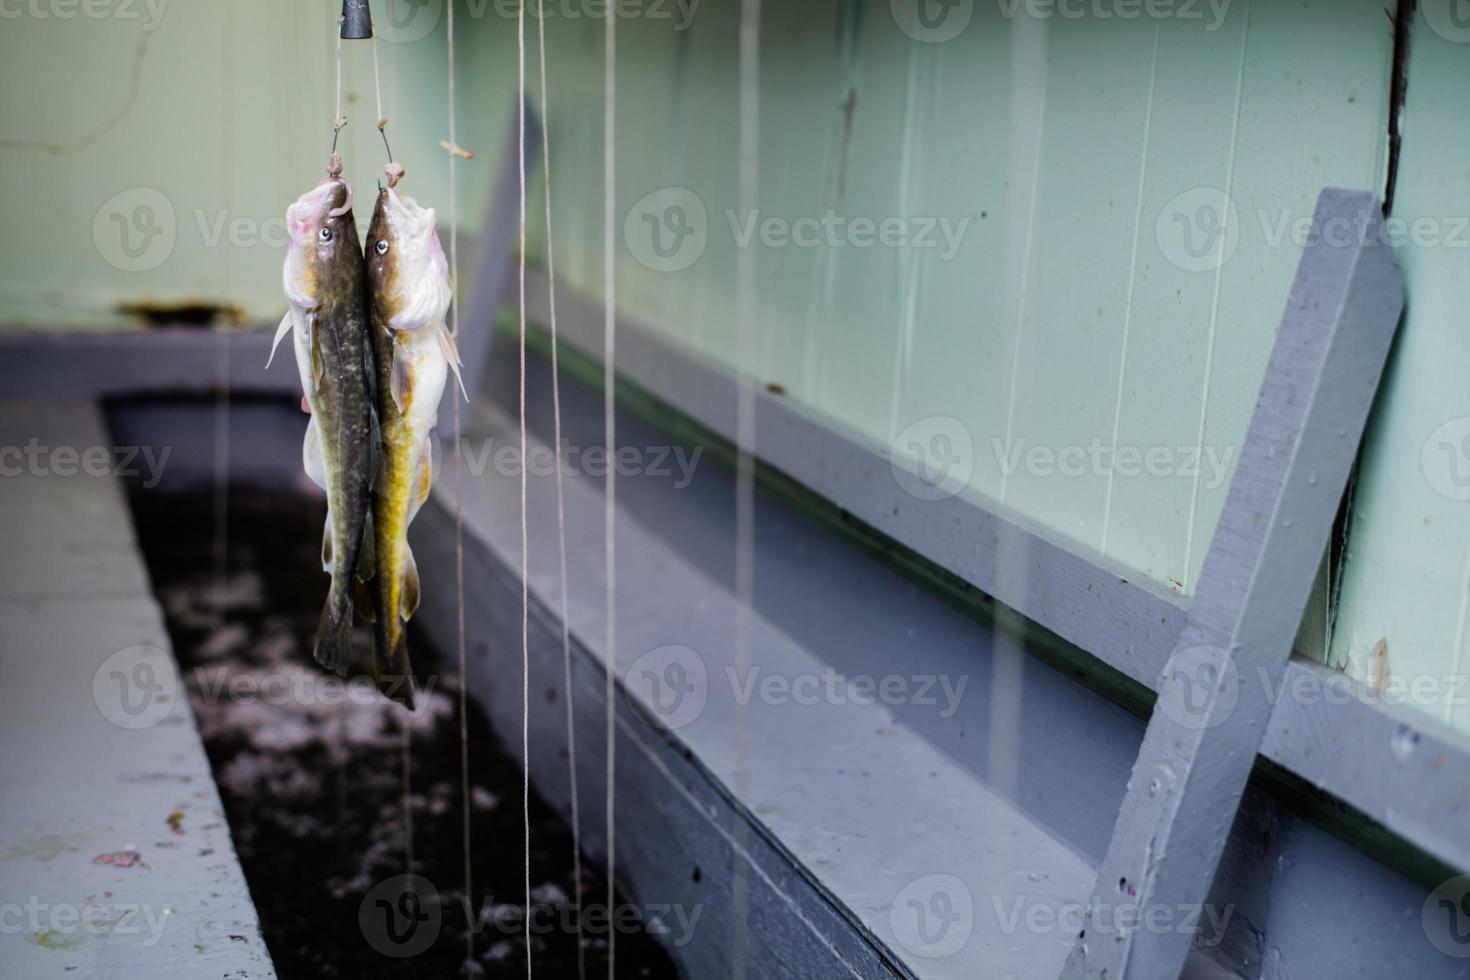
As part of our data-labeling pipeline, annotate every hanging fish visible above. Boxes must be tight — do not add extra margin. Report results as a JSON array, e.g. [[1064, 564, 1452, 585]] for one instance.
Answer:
[[271, 168, 378, 676], [364, 184, 466, 709]]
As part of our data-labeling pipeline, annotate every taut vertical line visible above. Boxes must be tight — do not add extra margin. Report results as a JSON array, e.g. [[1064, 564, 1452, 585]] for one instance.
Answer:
[[535, 2, 588, 977], [446, 0, 473, 973], [516, 1, 533, 977], [602, 3, 617, 977], [732, 1, 760, 978]]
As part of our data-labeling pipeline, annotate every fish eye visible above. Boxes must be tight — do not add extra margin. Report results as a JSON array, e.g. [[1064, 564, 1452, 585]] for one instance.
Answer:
[[375, 239, 389, 256], [319, 227, 334, 243]]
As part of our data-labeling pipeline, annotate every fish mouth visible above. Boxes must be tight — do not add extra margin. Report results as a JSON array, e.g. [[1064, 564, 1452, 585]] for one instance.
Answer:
[[382, 187, 436, 246], [326, 178, 353, 218], [286, 179, 353, 244]]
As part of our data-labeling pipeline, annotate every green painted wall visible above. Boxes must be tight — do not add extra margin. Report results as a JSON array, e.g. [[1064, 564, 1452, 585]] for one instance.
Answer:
[[0, 0, 479, 328], [5, 1, 1469, 732], [517, 0, 1394, 607], [1327, 5, 1470, 728]]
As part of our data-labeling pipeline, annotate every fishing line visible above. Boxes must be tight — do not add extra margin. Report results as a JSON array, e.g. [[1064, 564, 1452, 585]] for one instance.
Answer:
[[516, 0, 533, 977], [331, 16, 346, 153], [370, 20, 395, 165], [446, 0, 474, 973], [602, 4, 618, 978], [535, 4, 587, 977], [732, 2, 760, 977]]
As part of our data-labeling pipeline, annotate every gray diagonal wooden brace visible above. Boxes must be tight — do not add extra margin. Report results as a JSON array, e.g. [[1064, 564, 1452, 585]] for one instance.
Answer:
[[1062, 189, 1404, 980]]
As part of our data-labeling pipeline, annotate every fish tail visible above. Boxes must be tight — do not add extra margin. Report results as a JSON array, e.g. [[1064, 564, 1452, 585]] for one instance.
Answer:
[[374, 618, 417, 709], [313, 587, 355, 676]]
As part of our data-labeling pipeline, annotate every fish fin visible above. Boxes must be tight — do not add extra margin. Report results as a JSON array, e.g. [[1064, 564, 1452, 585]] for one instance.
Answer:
[[303, 417, 328, 490], [320, 512, 334, 573], [313, 590, 354, 676], [400, 546, 421, 621], [407, 438, 434, 522], [375, 629, 417, 709], [373, 614, 416, 709], [390, 336, 412, 415], [353, 576, 377, 623], [438, 326, 469, 402], [310, 315, 325, 392], [266, 311, 293, 370]]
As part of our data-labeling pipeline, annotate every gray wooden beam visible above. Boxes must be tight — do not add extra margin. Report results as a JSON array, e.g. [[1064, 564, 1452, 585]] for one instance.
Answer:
[[457, 96, 541, 409], [519, 263, 1470, 878], [1062, 189, 1404, 979]]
